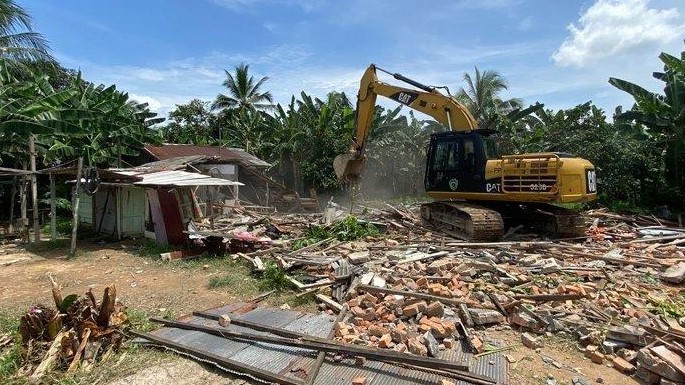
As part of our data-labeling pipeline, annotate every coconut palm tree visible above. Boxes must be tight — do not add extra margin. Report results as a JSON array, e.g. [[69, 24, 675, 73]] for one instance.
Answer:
[[212, 63, 274, 112], [0, 0, 54, 74], [457, 67, 522, 129]]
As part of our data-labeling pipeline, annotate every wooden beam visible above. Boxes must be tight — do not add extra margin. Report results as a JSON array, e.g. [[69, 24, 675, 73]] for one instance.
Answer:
[[356, 284, 481, 308]]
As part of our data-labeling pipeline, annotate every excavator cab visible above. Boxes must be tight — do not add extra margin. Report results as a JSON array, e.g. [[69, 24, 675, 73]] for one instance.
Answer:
[[425, 132, 489, 193]]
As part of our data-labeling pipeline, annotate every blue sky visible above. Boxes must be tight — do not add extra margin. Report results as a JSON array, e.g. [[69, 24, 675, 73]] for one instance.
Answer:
[[20, 0, 685, 119]]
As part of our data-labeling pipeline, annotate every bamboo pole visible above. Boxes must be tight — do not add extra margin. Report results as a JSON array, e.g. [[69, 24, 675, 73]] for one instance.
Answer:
[[70, 157, 83, 257]]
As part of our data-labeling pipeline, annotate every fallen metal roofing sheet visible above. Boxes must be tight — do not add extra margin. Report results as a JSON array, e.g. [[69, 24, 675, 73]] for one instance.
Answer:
[[116, 170, 244, 187], [139, 303, 509, 385]]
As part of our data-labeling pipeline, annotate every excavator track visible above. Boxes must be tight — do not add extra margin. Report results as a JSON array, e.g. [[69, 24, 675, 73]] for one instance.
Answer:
[[420, 202, 504, 241], [526, 203, 586, 238], [420, 201, 586, 241]]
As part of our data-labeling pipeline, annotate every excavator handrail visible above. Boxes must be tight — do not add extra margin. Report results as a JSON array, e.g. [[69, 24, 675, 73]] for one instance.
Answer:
[[500, 153, 561, 195]]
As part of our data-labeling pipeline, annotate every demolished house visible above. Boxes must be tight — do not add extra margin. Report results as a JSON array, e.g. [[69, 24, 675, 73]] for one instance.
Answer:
[[142, 144, 320, 212], [76, 167, 242, 246]]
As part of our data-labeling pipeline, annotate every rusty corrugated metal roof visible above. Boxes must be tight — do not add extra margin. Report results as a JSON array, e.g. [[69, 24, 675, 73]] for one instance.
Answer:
[[140, 303, 509, 385], [144, 144, 271, 168]]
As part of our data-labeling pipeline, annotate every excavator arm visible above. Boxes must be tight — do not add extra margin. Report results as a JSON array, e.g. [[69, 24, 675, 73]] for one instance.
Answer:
[[334, 64, 478, 182]]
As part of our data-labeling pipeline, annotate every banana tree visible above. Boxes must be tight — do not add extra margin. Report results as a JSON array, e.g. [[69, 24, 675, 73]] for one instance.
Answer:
[[609, 47, 685, 205]]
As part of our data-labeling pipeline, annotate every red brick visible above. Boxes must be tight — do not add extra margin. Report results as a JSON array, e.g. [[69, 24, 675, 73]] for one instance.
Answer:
[[363, 293, 378, 305], [351, 306, 365, 317], [471, 336, 484, 354], [416, 277, 428, 288], [612, 356, 636, 374], [425, 301, 445, 317], [391, 328, 408, 344], [589, 350, 605, 364], [378, 334, 393, 349], [352, 376, 367, 385], [443, 338, 454, 349], [367, 325, 387, 338], [407, 338, 428, 356], [402, 301, 427, 317]]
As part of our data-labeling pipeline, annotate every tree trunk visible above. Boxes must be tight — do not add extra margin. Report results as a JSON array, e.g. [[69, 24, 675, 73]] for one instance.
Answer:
[[30, 135, 40, 242], [70, 157, 84, 257]]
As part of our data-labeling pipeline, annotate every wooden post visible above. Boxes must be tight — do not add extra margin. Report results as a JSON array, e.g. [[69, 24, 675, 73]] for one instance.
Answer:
[[50, 172, 56, 241], [70, 157, 83, 257], [8, 176, 16, 234], [115, 186, 122, 240], [30, 135, 40, 242], [20, 163, 28, 242]]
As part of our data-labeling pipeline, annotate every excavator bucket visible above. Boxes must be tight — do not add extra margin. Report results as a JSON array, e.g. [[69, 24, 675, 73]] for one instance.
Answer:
[[333, 153, 365, 183]]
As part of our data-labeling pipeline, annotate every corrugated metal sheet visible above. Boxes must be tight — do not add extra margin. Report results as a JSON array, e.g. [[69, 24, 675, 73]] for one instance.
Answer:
[[145, 144, 271, 168], [114, 170, 244, 187], [141, 303, 509, 385]]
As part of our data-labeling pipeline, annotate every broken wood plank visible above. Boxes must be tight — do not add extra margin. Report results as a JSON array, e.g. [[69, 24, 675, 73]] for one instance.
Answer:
[[395, 251, 450, 265], [356, 284, 488, 308], [315, 294, 342, 312], [512, 293, 586, 302]]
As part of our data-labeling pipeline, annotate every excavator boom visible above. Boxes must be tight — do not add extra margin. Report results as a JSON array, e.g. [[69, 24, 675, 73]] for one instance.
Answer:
[[334, 64, 477, 182]]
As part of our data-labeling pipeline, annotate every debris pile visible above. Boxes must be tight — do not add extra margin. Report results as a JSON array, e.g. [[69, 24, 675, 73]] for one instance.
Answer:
[[15, 281, 128, 380], [202, 203, 685, 382]]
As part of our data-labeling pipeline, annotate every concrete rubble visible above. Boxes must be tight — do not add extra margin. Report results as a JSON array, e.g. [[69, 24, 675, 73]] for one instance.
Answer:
[[183, 203, 685, 383]]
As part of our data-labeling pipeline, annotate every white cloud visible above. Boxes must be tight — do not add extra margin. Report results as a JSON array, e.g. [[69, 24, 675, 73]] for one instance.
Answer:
[[128, 93, 163, 111], [517, 16, 533, 31], [210, 0, 326, 12], [553, 0, 685, 67]]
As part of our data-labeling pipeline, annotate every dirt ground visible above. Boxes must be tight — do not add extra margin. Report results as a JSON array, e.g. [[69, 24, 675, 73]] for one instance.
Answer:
[[0, 239, 642, 385]]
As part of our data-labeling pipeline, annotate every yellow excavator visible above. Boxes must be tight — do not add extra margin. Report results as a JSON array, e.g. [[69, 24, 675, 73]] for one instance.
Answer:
[[334, 64, 598, 240]]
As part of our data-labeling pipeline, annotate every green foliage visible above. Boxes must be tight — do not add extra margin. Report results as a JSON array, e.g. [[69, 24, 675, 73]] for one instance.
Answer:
[[609, 44, 685, 209], [648, 296, 685, 318], [293, 215, 379, 250], [41, 217, 72, 236], [258, 262, 292, 292]]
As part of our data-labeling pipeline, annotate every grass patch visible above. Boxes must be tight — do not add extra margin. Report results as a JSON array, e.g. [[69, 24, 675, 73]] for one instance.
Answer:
[[136, 240, 175, 259], [126, 309, 157, 333], [0, 311, 22, 383], [258, 262, 293, 292]]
